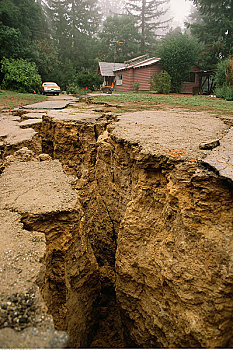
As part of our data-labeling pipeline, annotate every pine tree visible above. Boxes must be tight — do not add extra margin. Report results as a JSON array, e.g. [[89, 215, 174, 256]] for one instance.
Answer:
[[98, 0, 125, 19], [47, 0, 101, 71], [126, 0, 169, 54], [0, 0, 49, 61], [47, 0, 70, 59], [188, 0, 233, 66], [99, 14, 141, 62]]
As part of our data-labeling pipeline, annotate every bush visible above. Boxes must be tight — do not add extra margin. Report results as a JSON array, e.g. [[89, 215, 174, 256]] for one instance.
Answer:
[[1, 58, 42, 92], [215, 86, 227, 99], [66, 84, 90, 95], [66, 83, 78, 95], [226, 58, 233, 86], [133, 81, 140, 92], [214, 57, 233, 100], [73, 73, 103, 91], [215, 58, 231, 88], [150, 70, 171, 94], [215, 85, 233, 101], [225, 86, 233, 101]]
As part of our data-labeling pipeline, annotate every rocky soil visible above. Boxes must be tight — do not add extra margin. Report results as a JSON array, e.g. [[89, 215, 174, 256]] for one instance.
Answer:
[[0, 95, 233, 348]]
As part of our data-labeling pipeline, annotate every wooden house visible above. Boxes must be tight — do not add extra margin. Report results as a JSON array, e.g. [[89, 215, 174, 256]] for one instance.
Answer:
[[113, 56, 204, 94], [97, 62, 125, 87], [113, 56, 161, 91], [98, 56, 213, 94]]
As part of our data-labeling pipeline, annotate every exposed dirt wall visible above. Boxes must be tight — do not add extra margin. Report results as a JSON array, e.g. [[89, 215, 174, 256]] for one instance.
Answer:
[[1, 104, 232, 348], [39, 108, 233, 348]]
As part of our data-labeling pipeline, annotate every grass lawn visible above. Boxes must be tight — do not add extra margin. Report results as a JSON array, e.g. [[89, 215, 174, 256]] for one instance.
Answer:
[[96, 92, 233, 114], [0, 90, 47, 110]]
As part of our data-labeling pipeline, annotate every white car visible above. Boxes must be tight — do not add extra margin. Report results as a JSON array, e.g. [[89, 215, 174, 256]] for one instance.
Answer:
[[42, 82, 61, 95]]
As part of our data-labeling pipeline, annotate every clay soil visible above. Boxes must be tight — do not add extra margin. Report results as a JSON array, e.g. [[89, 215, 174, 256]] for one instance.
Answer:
[[1, 92, 233, 348]]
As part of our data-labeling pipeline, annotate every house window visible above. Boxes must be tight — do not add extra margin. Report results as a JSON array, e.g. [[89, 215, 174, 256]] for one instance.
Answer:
[[116, 74, 122, 85], [186, 72, 196, 83]]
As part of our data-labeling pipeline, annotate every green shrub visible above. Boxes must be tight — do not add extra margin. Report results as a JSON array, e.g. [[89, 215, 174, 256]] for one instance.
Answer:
[[225, 58, 233, 86], [158, 33, 199, 92], [225, 86, 233, 101], [215, 85, 233, 101], [73, 73, 103, 91], [150, 70, 171, 94], [215, 58, 231, 88], [1, 58, 42, 92], [215, 86, 227, 99], [214, 58, 233, 100], [66, 83, 78, 95], [66, 84, 90, 95], [133, 81, 140, 92]]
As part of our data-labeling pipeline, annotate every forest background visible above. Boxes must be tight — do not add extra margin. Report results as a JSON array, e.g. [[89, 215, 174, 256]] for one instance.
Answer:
[[0, 0, 232, 92]]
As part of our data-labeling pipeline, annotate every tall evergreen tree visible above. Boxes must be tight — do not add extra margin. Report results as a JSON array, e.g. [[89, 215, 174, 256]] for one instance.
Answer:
[[98, 0, 125, 19], [0, 0, 49, 61], [47, 0, 70, 59], [187, 0, 233, 67], [47, 0, 100, 64], [126, 0, 169, 54], [99, 14, 141, 62], [0, 0, 48, 41]]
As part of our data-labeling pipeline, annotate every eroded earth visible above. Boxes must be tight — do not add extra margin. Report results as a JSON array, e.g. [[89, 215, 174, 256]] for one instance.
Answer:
[[0, 94, 233, 348]]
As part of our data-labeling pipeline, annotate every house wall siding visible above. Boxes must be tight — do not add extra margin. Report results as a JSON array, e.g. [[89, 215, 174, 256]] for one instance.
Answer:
[[115, 64, 163, 91], [115, 70, 134, 91], [114, 63, 201, 93], [182, 66, 201, 94], [133, 64, 163, 90]]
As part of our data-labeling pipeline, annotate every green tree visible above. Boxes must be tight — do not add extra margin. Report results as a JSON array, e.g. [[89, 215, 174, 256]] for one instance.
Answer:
[[1, 58, 42, 92], [99, 14, 141, 62], [0, 0, 49, 62], [0, 25, 22, 60], [33, 39, 60, 83], [158, 33, 200, 92], [187, 0, 233, 67], [47, 0, 72, 60], [126, 0, 169, 54], [53, 59, 76, 90], [47, 0, 101, 72]]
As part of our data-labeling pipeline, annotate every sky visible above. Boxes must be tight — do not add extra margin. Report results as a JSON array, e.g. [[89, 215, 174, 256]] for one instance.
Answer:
[[169, 0, 193, 28]]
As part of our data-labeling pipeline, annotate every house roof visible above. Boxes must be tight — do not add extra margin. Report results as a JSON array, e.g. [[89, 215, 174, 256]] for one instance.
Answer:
[[98, 62, 125, 77], [114, 57, 161, 72]]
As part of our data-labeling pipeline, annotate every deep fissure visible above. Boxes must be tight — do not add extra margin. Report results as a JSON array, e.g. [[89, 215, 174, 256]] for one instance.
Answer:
[[17, 113, 151, 347], [37, 112, 233, 348], [19, 202, 128, 348], [1, 104, 233, 348]]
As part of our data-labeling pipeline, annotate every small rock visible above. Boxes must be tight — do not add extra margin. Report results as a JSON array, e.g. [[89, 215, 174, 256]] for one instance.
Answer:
[[38, 153, 52, 161], [199, 139, 220, 150]]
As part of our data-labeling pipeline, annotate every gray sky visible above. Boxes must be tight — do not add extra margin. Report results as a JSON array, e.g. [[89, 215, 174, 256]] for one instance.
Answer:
[[169, 0, 193, 28], [97, 0, 194, 30]]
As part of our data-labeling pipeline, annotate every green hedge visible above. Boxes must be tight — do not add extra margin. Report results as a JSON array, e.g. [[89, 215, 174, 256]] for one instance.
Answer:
[[1, 58, 42, 93]]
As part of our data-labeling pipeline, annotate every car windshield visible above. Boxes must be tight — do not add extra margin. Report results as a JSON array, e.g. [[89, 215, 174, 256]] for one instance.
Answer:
[[43, 83, 58, 87]]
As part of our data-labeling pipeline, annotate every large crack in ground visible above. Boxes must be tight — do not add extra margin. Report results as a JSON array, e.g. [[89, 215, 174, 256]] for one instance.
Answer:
[[0, 99, 233, 348]]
